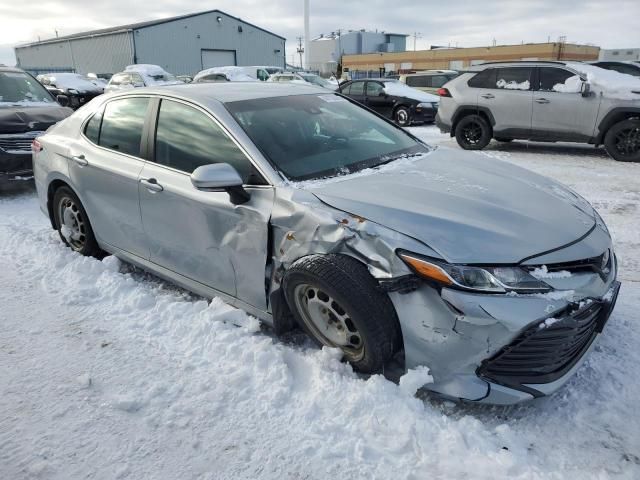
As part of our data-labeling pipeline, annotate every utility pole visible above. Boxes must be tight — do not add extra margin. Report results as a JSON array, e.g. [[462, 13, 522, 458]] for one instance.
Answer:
[[296, 36, 305, 69], [304, 0, 310, 69], [413, 32, 422, 51]]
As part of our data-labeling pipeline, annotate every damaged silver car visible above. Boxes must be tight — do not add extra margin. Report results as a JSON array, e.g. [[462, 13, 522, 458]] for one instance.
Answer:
[[33, 83, 621, 404]]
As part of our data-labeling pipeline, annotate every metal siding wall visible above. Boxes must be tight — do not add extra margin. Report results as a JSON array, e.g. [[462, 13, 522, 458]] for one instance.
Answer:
[[15, 32, 132, 74], [134, 12, 286, 75]]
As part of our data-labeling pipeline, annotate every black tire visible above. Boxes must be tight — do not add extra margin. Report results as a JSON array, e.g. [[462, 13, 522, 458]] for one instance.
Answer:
[[283, 254, 401, 373], [494, 137, 513, 143], [394, 106, 411, 127], [603, 119, 640, 162], [52, 186, 102, 257], [455, 114, 492, 150]]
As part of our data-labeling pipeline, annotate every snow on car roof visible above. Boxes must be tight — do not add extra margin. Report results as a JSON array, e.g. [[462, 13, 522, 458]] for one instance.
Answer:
[[564, 62, 640, 99], [40, 73, 101, 91], [193, 67, 256, 82]]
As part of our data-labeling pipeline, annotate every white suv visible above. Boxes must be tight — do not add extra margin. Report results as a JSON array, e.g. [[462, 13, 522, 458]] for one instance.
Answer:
[[435, 61, 640, 162]]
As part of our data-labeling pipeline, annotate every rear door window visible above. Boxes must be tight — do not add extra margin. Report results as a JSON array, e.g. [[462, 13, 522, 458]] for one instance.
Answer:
[[365, 81, 384, 96], [430, 75, 450, 87], [98, 97, 150, 157], [494, 67, 533, 90], [347, 81, 365, 95], [84, 107, 104, 144]]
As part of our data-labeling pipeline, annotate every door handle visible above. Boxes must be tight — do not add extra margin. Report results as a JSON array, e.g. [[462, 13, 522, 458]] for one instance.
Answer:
[[480, 93, 495, 99], [139, 177, 163, 193], [535, 98, 550, 104], [71, 154, 88, 167]]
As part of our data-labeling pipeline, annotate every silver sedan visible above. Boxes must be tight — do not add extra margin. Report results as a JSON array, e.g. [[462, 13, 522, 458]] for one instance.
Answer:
[[33, 83, 620, 404]]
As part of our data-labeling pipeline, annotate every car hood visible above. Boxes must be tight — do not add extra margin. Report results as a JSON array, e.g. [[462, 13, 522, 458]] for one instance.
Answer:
[[308, 150, 596, 264], [0, 105, 72, 134]]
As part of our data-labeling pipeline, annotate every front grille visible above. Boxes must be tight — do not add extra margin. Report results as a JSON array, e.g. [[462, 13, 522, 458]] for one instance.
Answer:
[[528, 250, 612, 280], [0, 132, 43, 153], [478, 302, 603, 387]]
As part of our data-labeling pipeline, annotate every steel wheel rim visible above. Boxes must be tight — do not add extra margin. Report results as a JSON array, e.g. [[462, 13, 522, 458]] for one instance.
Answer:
[[614, 127, 640, 157], [58, 196, 86, 251], [293, 284, 364, 361], [396, 109, 409, 125]]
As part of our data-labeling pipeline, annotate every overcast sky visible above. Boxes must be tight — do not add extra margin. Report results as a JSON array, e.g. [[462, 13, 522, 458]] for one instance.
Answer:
[[1, 0, 639, 66]]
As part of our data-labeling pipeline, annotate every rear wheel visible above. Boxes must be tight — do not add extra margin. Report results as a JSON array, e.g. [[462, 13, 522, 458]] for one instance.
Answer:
[[284, 254, 401, 373], [455, 114, 492, 150], [604, 119, 640, 162], [394, 106, 411, 127], [52, 186, 102, 257]]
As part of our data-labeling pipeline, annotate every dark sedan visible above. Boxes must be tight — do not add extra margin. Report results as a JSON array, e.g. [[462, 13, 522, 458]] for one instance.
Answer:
[[0, 66, 72, 184], [37, 73, 103, 110], [589, 61, 640, 77], [338, 79, 439, 126]]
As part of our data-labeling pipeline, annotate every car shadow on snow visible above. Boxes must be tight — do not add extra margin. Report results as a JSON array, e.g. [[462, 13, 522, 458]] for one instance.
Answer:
[[0, 180, 36, 198]]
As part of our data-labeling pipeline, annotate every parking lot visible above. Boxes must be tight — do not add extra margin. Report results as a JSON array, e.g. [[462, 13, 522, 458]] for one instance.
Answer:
[[1, 127, 639, 479]]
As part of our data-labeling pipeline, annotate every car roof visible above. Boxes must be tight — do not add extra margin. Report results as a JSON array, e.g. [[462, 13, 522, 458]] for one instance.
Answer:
[[0, 65, 28, 74], [109, 82, 327, 103]]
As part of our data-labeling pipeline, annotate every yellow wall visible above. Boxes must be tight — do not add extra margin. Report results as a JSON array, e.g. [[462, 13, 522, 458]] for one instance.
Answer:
[[342, 43, 600, 72]]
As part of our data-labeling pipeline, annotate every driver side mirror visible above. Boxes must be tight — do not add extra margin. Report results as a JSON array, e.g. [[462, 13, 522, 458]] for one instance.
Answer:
[[56, 94, 70, 107], [190, 163, 250, 205], [581, 81, 591, 97]]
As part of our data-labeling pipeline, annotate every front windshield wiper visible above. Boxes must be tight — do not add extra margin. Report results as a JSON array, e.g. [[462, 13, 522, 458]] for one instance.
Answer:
[[371, 151, 425, 169]]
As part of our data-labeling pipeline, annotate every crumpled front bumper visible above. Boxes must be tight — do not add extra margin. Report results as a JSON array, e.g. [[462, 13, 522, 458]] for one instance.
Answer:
[[387, 264, 620, 405]]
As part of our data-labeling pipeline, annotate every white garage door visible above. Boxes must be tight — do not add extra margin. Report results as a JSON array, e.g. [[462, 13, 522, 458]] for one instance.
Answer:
[[201, 50, 237, 69]]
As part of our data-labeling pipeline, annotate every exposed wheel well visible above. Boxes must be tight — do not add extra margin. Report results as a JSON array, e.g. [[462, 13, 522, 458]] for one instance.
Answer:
[[46, 179, 72, 229], [596, 110, 640, 145]]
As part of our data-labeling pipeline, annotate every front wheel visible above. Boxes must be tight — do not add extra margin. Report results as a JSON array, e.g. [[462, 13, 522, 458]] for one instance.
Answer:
[[455, 114, 492, 150], [394, 106, 411, 127], [52, 186, 102, 257], [604, 119, 640, 162], [283, 254, 401, 373]]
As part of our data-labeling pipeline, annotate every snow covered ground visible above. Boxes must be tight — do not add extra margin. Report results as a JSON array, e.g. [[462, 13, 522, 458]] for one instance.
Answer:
[[1, 126, 639, 479]]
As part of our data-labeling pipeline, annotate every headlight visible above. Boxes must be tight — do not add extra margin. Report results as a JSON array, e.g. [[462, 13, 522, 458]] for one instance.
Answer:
[[398, 251, 552, 294], [416, 102, 436, 109]]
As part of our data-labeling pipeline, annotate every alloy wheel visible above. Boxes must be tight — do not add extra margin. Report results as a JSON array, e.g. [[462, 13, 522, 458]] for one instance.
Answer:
[[613, 126, 640, 158]]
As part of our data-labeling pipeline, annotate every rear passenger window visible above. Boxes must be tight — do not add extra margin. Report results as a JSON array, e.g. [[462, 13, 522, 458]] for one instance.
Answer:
[[538, 68, 576, 92], [366, 82, 384, 96], [99, 97, 149, 157], [84, 107, 103, 144], [406, 76, 429, 88], [494, 68, 532, 90], [347, 82, 364, 95], [154, 99, 255, 182]]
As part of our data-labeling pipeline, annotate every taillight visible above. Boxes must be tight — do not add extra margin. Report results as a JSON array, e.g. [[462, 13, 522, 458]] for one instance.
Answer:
[[32, 139, 42, 152], [437, 88, 451, 97]]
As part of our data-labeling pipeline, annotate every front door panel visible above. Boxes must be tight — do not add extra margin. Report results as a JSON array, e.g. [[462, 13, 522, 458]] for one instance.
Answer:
[[138, 162, 275, 310]]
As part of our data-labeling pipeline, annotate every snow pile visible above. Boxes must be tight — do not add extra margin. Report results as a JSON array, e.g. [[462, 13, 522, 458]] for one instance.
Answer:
[[398, 366, 433, 396], [496, 79, 531, 90], [538, 317, 562, 330], [561, 62, 640, 99], [382, 81, 439, 102], [531, 265, 572, 279], [124, 64, 182, 86], [552, 75, 583, 93], [193, 67, 257, 83]]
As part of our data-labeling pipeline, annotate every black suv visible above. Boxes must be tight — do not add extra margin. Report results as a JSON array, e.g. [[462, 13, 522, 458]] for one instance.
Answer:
[[338, 79, 439, 126], [1, 66, 72, 184]]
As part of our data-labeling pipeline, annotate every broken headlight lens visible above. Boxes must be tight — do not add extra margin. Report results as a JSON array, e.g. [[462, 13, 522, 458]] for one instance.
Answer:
[[398, 252, 552, 293]]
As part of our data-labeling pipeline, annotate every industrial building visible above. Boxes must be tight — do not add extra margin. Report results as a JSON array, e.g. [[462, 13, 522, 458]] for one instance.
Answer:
[[307, 30, 407, 75], [342, 42, 600, 77], [14, 10, 286, 76], [598, 48, 640, 61]]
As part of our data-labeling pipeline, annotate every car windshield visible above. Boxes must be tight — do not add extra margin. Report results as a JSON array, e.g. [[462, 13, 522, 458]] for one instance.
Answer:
[[226, 93, 428, 181], [0, 71, 55, 106]]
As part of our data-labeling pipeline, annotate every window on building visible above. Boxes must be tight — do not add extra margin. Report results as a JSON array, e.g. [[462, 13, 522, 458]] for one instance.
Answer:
[[154, 99, 255, 182], [99, 97, 150, 157]]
